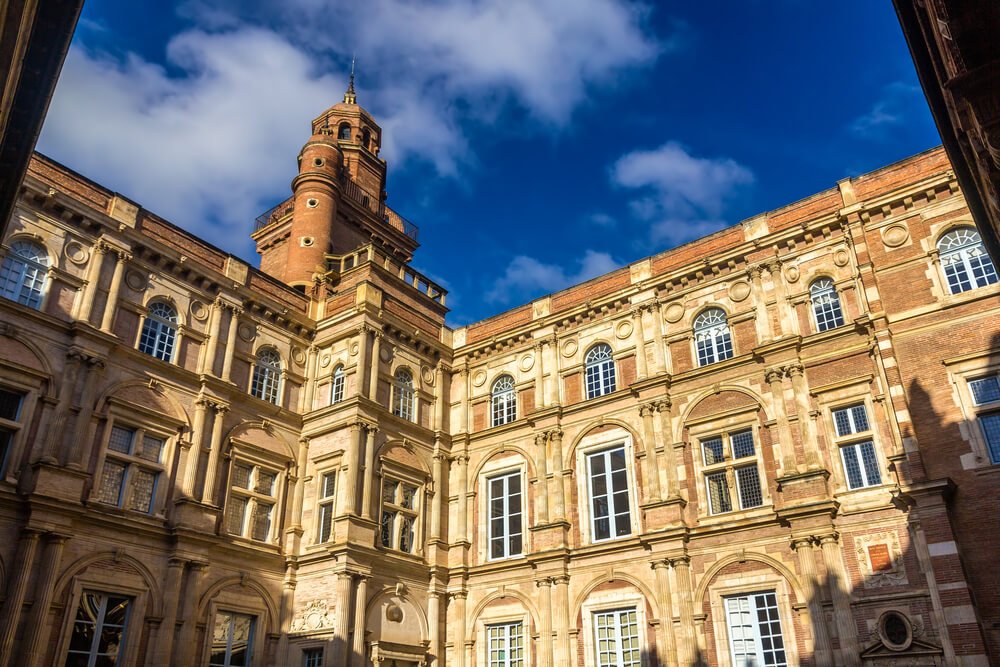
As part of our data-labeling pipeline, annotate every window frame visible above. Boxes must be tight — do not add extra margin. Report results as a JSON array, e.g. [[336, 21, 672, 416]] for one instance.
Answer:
[[580, 587, 649, 667], [301, 646, 324, 667], [330, 365, 345, 405], [64, 590, 133, 667], [208, 609, 257, 667], [477, 609, 532, 667], [584, 343, 617, 399], [936, 226, 999, 295], [490, 375, 517, 427], [723, 590, 789, 667], [826, 399, 886, 491], [693, 308, 734, 367], [91, 415, 173, 516], [809, 277, 845, 332], [137, 300, 179, 363], [378, 462, 425, 555], [0, 238, 49, 310], [0, 380, 32, 480], [688, 414, 768, 519], [250, 347, 283, 405], [224, 448, 285, 545], [486, 620, 526, 667], [575, 430, 638, 545], [55, 573, 150, 667], [315, 470, 337, 544], [963, 372, 1000, 465], [485, 467, 525, 561], [392, 368, 415, 422]]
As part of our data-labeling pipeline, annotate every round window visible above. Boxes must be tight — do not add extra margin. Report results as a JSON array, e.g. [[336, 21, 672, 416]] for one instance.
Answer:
[[313, 158, 325, 167], [300, 236, 315, 247], [878, 611, 912, 651], [306, 198, 319, 208]]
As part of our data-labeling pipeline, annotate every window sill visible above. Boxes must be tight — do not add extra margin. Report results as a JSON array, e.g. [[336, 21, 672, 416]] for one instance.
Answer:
[[698, 504, 773, 527]]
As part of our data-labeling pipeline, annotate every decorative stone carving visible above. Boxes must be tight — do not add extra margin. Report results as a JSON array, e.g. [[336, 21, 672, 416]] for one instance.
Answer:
[[832, 247, 850, 267], [728, 280, 752, 302], [663, 302, 685, 323], [783, 265, 800, 283], [561, 338, 578, 358], [855, 531, 907, 588], [289, 600, 335, 633], [237, 322, 256, 342], [124, 270, 148, 291], [385, 603, 404, 623], [291, 347, 307, 365], [189, 300, 210, 322], [472, 370, 487, 387], [64, 240, 89, 265], [519, 353, 534, 372], [319, 353, 331, 368], [882, 223, 910, 248], [614, 319, 633, 340], [421, 365, 435, 386]]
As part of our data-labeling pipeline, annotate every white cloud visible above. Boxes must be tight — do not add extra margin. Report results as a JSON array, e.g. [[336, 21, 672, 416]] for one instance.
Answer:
[[486, 250, 621, 304], [610, 141, 753, 244], [850, 81, 923, 139]]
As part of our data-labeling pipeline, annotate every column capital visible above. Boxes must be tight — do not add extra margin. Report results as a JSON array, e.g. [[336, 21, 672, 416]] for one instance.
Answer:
[[816, 532, 839, 546], [448, 590, 468, 601], [747, 264, 766, 280], [211, 402, 230, 415], [784, 362, 805, 378], [790, 536, 816, 551], [764, 367, 784, 384], [668, 554, 691, 568], [654, 398, 672, 412], [535, 578, 553, 589], [551, 575, 570, 585], [639, 402, 657, 418], [112, 249, 133, 263], [650, 559, 671, 570], [93, 240, 112, 255], [547, 427, 564, 441], [534, 432, 548, 447]]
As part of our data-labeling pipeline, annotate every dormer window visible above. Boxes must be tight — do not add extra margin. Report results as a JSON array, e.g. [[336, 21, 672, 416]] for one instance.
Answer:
[[338, 123, 351, 140]]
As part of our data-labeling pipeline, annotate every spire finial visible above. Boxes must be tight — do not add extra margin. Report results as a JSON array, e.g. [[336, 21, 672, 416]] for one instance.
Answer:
[[344, 56, 357, 104]]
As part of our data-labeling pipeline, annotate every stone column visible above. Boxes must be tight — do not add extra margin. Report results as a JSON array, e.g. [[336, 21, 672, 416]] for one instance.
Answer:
[[153, 557, 186, 664], [181, 398, 209, 498], [652, 560, 678, 667], [22, 533, 69, 666], [791, 537, 833, 667], [655, 400, 679, 498], [434, 362, 446, 430], [200, 403, 229, 504], [671, 556, 696, 665], [768, 260, 795, 337], [303, 345, 318, 412], [39, 349, 84, 463], [430, 445, 445, 541], [536, 578, 553, 667], [99, 250, 130, 333], [819, 533, 860, 666], [787, 364, 819, 467], [534, 432, 550, 525], [749, 264, 771, 344], [333, 572, 353, 666], [352, 575, 369, 666], [553, 576, 571, 665], [533, 342, 545, 410], [450, 592, 467, 667], [76, 240, 108, 323], [632, 307, 648, 380], [765, 367, 796, 474], [200, 299, 224, 376], [355, 326, 369, 399], [65, 356, 105, 467], [639, 403, 662, 501], [360, 425, 378, 520], [0, 529, 40, 664], [460, 365, 470, 433], [368, 332, 382, 400], [456, 454, 470, 544], [175, 562, 207, 667], [342, 422, 363, 516], [549, 428, 566, 522], [650, 302, 666, 374], [291, 438, 310, 529], [220, 305, 243, 382], [545, 335, 560, 406], [427, 591, 443, 666]]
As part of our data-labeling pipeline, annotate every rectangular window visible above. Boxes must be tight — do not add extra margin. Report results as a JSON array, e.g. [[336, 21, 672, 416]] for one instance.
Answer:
[[488, 471, 523, 559], [702, 429, 764, 515], [302, 647, 323, 667], [65, 591, 132, 667], [317, 472, 336, 543], [380, 478, 419, 553], [593, 608, 640, 667], [841, 441, 882, 489], [702, 437, 724, 465], [725, 591, 787, 667], [95, 425, 164, 513], [227, 462, 279, 543], [979, 413, 1000, 464], [832, 404, 870, 436], [970, 376, 1000, 405], [487, 622, 524, 667], [586, 446, 632, 542], [210, 611, 255, 667], [0, 387, 25, 471], [706, 471, 732, 514]]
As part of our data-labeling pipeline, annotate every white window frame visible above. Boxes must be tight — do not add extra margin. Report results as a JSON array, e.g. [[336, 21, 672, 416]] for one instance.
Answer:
[[92, 418, 171, 515], [723, 590, 789, 667], [209, 609, 257, 667], [580, 588, 649, 667], [330, 366, 345, 405], [379, 464, 424, 554], [250, 347, 283, 405], [693, 308, 734, 366], [477, 608, 532, 667], [0, 239, 49, 310], [392, 369, 415, 421], [698, 427, 765, 516], [316, 470, 337, 543], [224, 451, 284, 544], [937, 226, 998, 295], [809, 277, 845, 332], [485, 468, 524, 561], [585, 343, 617, 399], [826, 400, 886, 491], [486, 620, 525, 667], [491, 375, 517, 427], [137, 301, 179, 362], [576, 429, 638, 545]]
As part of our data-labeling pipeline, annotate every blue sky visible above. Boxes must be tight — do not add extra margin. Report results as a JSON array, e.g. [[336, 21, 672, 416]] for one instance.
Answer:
[[38, 0, 941, 326]]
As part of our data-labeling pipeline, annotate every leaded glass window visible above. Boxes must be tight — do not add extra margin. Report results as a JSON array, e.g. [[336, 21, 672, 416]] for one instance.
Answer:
[[694, 308, 733, 366], [585, 343, 616, 399], [938, 227, 998, 295], [701, 429, 764, 515], [0, 240, 48, 309], [138, 302, 178, 362], [226, 462, 278, 543], [94, 425, 164, 513], [380, 477, 420, 553], [810, 278, 845, 332], [250, 348, 282, 404], [491, 375, 517, 427]]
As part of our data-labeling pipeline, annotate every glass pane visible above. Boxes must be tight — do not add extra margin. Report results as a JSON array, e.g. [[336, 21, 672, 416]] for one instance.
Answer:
[[707, 472, 731, 514], [127, 469, 157, 512], [322, 472, 336, 498], [401, 484, 417, 510], [702, 437, 724, 465], [981, 413, 1000, 463], [256, 469, 276, 496], [0, 388, 23, 421], [736, 466, 763, 509], [232, 464, 252, 489], [138, 435, 164, 462], [226, 497, 248, 535], [108, 426, 134, 454], [731, 430, 755, 458], [252, 503, 273, 541], [95, 460, 126, 506], [970, 377, 1000, 405]]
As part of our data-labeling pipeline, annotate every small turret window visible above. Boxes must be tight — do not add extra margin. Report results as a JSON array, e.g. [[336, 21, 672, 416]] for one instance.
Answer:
[[338, 123, 351, 140], [362, 128, 371, 149]]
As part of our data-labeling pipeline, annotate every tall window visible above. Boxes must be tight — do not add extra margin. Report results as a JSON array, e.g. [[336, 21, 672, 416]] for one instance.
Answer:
[[330, 366, 345, 404], [317, 472, 336, 543], [694, 308, 733, 366], [210, 611, 255, 667], [381, 478, 419, 553], [94, 425, 165, 513], [593, 608, 641, 667], [725, 591, 787, 667], [810, 278, 845, 331], [302, 648, 323, 667], [487, 471, 523, 559], [938, 227, 998, 295], [487, 622, 524, 667], [226, 462, 278, 542], [0, 387, 25, 473], [66, 591, 132, 667], [831, 403, 882, 489], [969, 376, 1000, 463], [338, 123, 351, 140], [392, 369, 414, 421], [585, 343, 616, 399], [701, 429, 763, 514], [0, 240, 48, 309], [138, 302, 178, 362], [586, 446, 632, 541], [491, 375, 517, 427], [250, 348, 282, 404]]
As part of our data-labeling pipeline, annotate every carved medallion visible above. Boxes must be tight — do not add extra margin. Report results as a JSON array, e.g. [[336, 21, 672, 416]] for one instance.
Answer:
[[663, 302, 685, 323], [728, 280, 751, 302]]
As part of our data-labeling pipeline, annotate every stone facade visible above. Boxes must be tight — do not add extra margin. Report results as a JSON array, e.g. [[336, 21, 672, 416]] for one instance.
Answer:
[[0, 89, 997, 667]]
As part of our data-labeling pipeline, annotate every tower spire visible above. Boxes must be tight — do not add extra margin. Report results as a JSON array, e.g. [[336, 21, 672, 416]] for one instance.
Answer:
[[344, 57, 357, 104]]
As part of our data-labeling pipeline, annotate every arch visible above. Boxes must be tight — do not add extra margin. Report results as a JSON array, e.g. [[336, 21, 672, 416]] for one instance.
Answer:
[[490, 374, 517, 427], [196, 575, 280, 630], [226, 420, 297, 460], [584, 341, 616, 399], [563, 418, 642, 471], [809, 276, 845, 331], [139, 299, 180, 362], [693, 552, 807, 607], [468, 587, 541, 638], [468, 445, 536, 492], [94, 379, 190, 427], [251, 346, 283, 404], [678, 385, 770, 425], [935, 224, 998, 294], [3, 233, 54, 266], [0, 237, 50, 309], [572, 571, 662, 624], [0, 329, 54, 390], [53, 551, 163, 617], [365, 585, 429, 643], [361, 127, 372, 149], [375, 438, 431, 475], [338, 122, 352, 140], [141, 294, 184, 325]]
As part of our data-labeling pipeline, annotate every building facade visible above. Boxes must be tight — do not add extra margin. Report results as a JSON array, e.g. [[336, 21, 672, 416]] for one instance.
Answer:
[[0, 87, 998, 667]]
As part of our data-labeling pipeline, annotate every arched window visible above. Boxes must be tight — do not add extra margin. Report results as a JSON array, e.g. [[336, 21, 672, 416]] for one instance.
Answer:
[[694, 308, 733, 366], [0, 239, 48, 309], [810, 277, 845, 332], [938, 227, 998, 294], [361, 127, 372, 149], [392, 369, 414, 421], [330, 365, 345, 405], [491, 375, 517, 427], [338, 122, 352, 140], [585, 343, 616, 399], [138, 302, 178, 362], [251, 348, 282, 404]]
